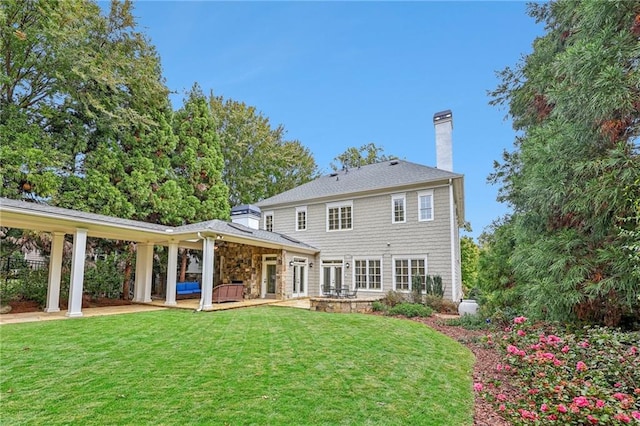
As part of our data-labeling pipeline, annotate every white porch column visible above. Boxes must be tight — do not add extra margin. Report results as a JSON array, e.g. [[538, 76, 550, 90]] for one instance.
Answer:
[[199, 236, 215, 310], [45, 232, 65, 313], [67, 228, 87, 317], [165, 242, 178, 306], [134, 242, 154, 303]]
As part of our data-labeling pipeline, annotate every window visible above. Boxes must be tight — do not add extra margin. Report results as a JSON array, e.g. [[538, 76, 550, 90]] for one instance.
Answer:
[[354, 259, 382, 290], [296, 207, 307, 231], [392, 193, 406, 223], [418, 190, 434, 221], [264, 212, 274, 232], [394, 257, 427, 291], [326, 201, 352, 231]]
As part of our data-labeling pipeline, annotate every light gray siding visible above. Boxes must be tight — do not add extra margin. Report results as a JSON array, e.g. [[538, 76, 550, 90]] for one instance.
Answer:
[[263, 183, 458, 300]]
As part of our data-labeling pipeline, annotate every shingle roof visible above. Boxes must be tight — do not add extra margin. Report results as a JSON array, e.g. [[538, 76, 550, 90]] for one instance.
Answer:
[[0, 198, 318, 252], [256, 159, 463, 207]]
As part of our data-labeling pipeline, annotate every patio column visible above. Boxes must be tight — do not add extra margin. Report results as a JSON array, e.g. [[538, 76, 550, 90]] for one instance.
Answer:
[[67, 228, 87, 317], [134, 242, 154, 303], [199, 236, 215, 310], [45, 232, 65, 313], [164, 242, 178, 306]]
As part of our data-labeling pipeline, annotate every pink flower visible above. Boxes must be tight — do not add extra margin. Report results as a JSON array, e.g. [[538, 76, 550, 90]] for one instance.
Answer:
[[473, 382, 483, 392], [615, 382, 622, 387], [614, 413, 631, 423], [507, 344, 520, 355], [547, 334, 562, 344], [518, 409, 538, 420], [613, 392, 626, 401], [574, 396, 590, 408], [542, 352, 555, 360], [496, 364, 502, 371], [514, 316, 527, 324], [557, 404, 568, 413], [499, 404, 506, 411], [547, 414, 558, 421], [630, 346, 637, 355], [517, 329, 526, 337], [541, 403, 548, 412], [578, 341, 590, 348], [631, 411, 640, 420], [587, 414, 599, 424], [576, 361, 587, 371], [595, 399, 605, 409], [496, 393, 507, 402], [561, 345, 570, 353]]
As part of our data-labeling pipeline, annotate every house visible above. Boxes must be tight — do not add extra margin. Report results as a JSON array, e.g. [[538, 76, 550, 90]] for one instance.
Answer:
[[0, 110, 464, 316], [254, 110, 465, 301]]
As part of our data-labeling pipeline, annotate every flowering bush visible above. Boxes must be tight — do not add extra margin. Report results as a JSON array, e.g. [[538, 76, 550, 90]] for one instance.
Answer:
[[475, 317, 640, 425]]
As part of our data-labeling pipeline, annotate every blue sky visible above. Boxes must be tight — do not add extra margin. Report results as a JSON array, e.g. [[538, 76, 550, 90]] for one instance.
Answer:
[[127, 1, 544, 241]]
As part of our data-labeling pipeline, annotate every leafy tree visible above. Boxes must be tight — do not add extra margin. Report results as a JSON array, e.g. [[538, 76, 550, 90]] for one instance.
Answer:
[[330, 143, 394, 171], [209, 94, 318, 206], [460, 236, 480, 296], [489, 0, 640, 326]]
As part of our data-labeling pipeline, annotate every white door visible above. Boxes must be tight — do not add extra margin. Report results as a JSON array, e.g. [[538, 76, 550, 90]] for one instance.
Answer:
[[261, 256, 277, 298], [292, 263, 307, 298]]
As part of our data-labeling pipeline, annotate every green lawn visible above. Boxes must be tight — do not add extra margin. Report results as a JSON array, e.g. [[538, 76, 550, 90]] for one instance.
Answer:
[[1, 307, 474, 425]]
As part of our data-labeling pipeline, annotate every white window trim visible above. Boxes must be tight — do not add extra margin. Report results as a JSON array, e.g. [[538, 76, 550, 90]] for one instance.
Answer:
[[392, 255, 428, 292], [352, 257, 384, 292], [295, 206, 307, 231], [418, 190, 434, 222], [391, 193, 406, 224], [263, 211, 274, 231], [325, 200, 353, 232]]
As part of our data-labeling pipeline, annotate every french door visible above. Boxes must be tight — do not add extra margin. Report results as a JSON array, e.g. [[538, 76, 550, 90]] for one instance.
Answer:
[[292, 263, 307, 298], [322, 260, 343, 294]]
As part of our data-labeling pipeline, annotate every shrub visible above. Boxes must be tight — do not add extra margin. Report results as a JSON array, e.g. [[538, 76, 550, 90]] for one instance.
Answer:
[[381, 290, 408, 308], [84, 254, 123, 299], [446, 313, 491, 330], [20, 268, 49, 307], [371, 301, 386, 312], [424, 295, 458, 314], [411, 275, 424, 304], [475, 317, 640, 425], [387, 303, 433, 318], [429, 275, 444, 298]]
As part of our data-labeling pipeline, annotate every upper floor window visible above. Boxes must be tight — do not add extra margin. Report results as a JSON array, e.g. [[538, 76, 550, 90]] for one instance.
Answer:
[[264, 211, 274, 232], [326, 201, 352, 231], [391, 193, 406, 223], [296, 206, 307, 231], [418, 190, 434, 221]]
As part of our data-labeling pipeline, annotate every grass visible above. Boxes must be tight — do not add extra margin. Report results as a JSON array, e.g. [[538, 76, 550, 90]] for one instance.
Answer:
[[1, 307, 475, 425]]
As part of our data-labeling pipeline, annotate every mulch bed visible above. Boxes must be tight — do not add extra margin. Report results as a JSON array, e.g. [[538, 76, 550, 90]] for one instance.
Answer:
[[413, 315, 513, 426]]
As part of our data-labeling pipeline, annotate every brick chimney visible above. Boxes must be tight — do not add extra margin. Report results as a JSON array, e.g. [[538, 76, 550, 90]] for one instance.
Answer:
[[433, 110, 453, 172]]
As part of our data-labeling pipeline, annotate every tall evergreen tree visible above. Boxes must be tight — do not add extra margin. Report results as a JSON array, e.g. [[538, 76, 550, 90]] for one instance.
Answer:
[[489, 0, 640, 326]]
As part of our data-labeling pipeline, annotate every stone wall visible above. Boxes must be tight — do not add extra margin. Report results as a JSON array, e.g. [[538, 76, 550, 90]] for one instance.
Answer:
[[216, 242, 281, 299], [310, 297, 379, 314]]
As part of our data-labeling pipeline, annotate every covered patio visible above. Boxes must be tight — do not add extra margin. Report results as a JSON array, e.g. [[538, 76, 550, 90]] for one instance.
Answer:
[[0, 198, 318, 318]]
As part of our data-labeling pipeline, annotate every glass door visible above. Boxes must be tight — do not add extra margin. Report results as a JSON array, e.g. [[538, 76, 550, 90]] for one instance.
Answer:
[[262, 256, 277, 298], [292, 263, 307, 298], [322, 262, 343, 295]]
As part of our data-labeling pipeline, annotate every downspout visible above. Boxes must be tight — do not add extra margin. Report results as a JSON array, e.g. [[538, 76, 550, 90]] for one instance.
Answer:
[[449, 179, 458, 302]]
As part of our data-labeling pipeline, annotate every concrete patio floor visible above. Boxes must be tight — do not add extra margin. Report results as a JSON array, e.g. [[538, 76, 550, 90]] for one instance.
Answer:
[[0, 298, 311, 325]]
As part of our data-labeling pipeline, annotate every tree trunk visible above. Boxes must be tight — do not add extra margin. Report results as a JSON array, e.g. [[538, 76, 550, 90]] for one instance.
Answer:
[[179, 249, 188, 282]]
